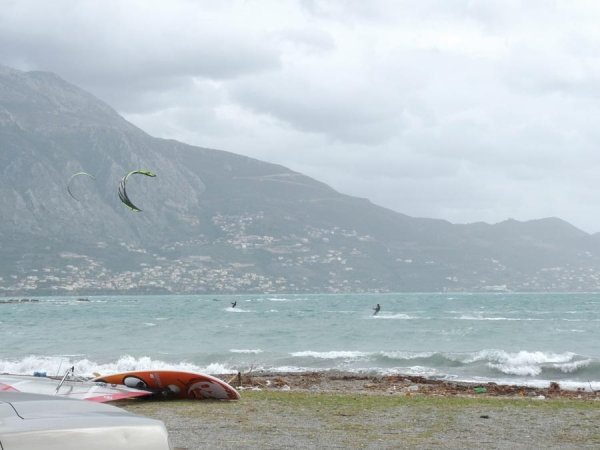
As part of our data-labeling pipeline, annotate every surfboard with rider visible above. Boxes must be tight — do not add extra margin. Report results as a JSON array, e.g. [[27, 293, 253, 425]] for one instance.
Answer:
[[373, 304, 381, 316]]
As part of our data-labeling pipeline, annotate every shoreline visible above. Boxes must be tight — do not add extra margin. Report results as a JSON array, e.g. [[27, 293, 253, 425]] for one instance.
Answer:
[[116, 371, 600, 450], [225, 370, 599, 400]]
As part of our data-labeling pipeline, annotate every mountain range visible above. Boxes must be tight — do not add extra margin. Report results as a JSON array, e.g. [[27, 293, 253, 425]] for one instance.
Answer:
[[2, 64, 600, 296]]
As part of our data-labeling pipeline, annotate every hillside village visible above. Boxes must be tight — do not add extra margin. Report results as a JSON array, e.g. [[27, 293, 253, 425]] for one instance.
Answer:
[[2, 213, 600, 296]]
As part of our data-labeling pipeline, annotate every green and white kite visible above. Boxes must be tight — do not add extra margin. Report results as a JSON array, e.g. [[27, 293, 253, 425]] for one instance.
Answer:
[[118, 170, 156, 212]]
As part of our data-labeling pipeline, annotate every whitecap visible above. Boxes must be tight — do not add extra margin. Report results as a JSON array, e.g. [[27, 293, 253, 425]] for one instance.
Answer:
[[379, 351, 436, 360], [487, 362, 542, 376], [481, 350, 576, 376], [552, 359, 592, 373], [458, 315, 542, 321], [80, 355, 236, 377], [267, 297, 309, 302], [373, 314, 413, 320], [290, 350, 369, 359], [266, 365, 305, 373], [397, 365, 439, 377]]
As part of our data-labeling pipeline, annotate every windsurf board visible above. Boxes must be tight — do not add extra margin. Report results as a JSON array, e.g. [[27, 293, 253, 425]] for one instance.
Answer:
[[92, 370, 241, 400]]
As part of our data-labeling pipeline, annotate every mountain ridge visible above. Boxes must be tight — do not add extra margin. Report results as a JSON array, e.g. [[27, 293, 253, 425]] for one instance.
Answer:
[[2, 64, 600, 295]]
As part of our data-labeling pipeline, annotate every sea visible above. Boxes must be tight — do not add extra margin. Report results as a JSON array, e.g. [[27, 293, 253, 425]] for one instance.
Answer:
[[1, 292, 599, 391]]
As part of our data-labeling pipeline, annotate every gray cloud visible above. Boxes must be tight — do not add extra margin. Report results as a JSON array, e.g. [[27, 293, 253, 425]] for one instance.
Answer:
[[3, 0, 600, 232], [0, 0, 281, 111]]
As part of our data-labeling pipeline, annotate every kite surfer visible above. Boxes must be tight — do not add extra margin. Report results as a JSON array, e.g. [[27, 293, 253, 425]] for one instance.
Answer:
[[373, 304, 381, 316], [231, 301, 237, 308]]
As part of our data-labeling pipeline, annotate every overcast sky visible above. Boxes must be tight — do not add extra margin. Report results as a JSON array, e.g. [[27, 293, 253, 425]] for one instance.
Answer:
[[3, 0, 600, 232]]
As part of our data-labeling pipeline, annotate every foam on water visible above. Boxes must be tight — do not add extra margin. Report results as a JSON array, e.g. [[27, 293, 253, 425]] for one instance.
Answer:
[[553, 359, 592, 373], [267, 297, 309, 302], [0, 355, 236, 378], [473, 350, 584, 377], [372, 313, 413, 319], [379, 351, 437, 360], [458, 315, 543, 321], [291, 350, 369, 359]]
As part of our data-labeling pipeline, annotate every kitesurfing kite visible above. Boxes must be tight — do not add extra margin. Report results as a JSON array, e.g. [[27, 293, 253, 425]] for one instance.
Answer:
[[67, 172, 96, 201], [118, 170, 156, 212]]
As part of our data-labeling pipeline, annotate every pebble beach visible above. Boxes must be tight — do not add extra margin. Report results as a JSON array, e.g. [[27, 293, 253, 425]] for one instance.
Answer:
[[116, 371, 600, 450]]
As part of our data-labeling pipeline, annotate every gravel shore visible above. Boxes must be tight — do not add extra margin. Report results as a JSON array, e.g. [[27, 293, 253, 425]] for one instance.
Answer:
[[115, 372, 600, 450]]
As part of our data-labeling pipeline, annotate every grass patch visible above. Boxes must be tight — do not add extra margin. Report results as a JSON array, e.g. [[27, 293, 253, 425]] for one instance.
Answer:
[[236, 391, 600, 412], [115, 391, 600, 448], [116, 390, 600, 417]]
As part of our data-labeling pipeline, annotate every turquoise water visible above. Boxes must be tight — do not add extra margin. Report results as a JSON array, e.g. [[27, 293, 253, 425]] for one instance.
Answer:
[[1, 293, 599, 389]]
